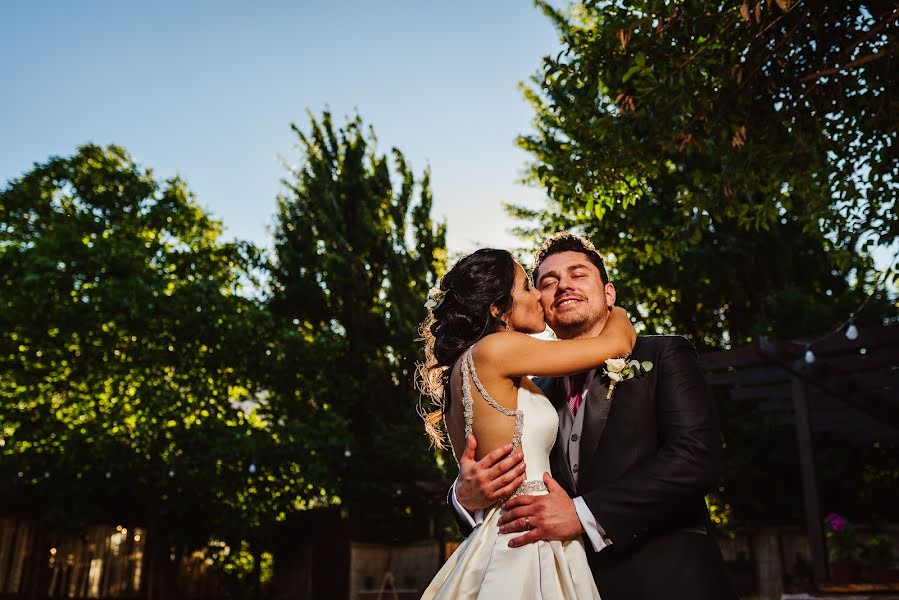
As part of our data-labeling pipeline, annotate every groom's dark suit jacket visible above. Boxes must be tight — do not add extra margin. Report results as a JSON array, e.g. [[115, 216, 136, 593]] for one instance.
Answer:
[[534, 335, 736, 600]]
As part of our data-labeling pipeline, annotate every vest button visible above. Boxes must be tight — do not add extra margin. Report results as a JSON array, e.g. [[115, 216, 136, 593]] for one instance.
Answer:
[[571, 433, 579, 442], [573, 464, 579, 472]]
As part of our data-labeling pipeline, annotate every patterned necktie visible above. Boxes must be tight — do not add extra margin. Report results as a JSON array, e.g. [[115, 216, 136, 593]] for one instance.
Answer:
[[568, 372, 589, 416]]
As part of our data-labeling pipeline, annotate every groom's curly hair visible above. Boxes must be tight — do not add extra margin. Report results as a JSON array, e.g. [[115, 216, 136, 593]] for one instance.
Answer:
[[532, 231, 609, 284], [418, 248, 517, 449]]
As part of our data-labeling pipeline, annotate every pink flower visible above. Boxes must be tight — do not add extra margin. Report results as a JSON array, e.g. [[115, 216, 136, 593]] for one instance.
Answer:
[[825, 512, 848, 532]]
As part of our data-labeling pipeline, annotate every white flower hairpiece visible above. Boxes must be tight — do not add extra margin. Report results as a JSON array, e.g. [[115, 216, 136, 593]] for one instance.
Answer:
[[425, 285, 449, 311]]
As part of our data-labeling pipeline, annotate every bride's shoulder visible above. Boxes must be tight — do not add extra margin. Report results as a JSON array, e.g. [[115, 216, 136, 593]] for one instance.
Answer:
[[471, 331, 527, 363]]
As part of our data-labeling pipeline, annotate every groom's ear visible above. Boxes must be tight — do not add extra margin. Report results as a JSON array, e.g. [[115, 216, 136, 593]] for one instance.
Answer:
[[605, 282, 617, 307]]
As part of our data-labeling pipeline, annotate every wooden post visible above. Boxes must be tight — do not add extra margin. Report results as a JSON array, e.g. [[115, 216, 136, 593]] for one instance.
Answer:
[[791, 375, 828, 583]]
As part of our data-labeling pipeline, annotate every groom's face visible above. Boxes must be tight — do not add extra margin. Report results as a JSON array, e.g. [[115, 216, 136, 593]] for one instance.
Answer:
[[535, 251, 614, 338]]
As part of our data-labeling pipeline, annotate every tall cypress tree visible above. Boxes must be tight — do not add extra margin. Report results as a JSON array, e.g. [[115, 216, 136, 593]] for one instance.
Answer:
[[266, 111, 447, 539]]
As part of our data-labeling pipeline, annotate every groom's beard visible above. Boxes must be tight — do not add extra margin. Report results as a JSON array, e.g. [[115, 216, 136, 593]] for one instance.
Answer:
[[548, 305, 609, 340]]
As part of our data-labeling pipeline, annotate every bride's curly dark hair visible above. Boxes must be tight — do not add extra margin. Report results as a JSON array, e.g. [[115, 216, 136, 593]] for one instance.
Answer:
[[418, 248, 517, 448]]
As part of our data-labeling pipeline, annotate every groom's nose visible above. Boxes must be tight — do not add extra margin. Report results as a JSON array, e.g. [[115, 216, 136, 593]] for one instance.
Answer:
[[556, 274, 575, 292]]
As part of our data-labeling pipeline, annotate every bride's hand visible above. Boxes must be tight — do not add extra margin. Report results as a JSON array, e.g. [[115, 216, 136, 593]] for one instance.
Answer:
[[606, 306, 637, 352]]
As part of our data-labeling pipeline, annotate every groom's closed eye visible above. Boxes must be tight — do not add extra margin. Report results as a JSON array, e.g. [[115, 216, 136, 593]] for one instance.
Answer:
[[539, 278, 557, 290]]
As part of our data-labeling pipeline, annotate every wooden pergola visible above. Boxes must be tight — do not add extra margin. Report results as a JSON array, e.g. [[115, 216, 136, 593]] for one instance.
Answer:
[[699, 323, 899, 584]]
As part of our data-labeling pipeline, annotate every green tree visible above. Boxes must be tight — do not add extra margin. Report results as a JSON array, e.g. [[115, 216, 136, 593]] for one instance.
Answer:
[[512, 1, 898, 530], [266, 111, 447, 540], [520, 0, 896, 242], [0, 145, 307, 595], [511, 0, 897, 347]]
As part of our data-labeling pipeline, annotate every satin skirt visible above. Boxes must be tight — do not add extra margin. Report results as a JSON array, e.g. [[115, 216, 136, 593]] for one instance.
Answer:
[[421, 499, 600, 600]]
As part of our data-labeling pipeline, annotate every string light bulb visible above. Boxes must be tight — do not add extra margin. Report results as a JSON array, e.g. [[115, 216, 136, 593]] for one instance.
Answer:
[[845, 319, 859, 341], [804, 346, 816, 364]]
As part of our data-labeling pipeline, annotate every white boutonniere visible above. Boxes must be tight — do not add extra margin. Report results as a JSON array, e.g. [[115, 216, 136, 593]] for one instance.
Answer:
[[602, 357, 654, 399]]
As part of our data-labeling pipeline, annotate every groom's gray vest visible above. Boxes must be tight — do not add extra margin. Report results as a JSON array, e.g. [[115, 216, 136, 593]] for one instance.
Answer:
[[558, 394, 587, 488]]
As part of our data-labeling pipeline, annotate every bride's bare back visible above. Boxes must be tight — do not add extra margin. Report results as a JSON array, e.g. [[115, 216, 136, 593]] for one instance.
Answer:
[[445, 355, 520, 463]]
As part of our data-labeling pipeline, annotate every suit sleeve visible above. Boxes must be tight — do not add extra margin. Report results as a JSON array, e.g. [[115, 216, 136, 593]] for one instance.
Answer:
[[579, 336, 722, 550], [448, 479, 483, 534]]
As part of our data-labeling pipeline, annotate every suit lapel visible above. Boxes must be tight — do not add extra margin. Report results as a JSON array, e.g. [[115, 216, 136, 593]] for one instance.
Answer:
[[578, 374, 612, 476], [578, 338, 649, 476]]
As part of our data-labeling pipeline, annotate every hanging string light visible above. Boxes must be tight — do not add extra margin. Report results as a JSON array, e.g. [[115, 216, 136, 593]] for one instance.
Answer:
[[804, 345, 816, 364], [845, 317, 859, 341], [799, 309, 865, 362], [792, 245, 898, 363]]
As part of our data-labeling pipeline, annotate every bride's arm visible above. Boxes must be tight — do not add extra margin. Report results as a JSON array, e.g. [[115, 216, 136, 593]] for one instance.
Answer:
[[474, 307, 636, 378]]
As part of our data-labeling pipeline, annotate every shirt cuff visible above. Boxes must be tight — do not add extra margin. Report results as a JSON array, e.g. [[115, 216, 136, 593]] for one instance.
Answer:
[[451, 479, 485, 528], [573, 496, 611, 552]]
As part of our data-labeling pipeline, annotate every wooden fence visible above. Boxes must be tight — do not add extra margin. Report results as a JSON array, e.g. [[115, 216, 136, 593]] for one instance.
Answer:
[[0, 518, 219, 600], [1, 518, 144, 598], [349, 541, 440, 600], [0, 518, 35, 596]]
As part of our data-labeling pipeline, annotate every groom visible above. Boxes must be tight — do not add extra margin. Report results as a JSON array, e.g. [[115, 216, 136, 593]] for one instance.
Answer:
[[452, 232, 736, 599]]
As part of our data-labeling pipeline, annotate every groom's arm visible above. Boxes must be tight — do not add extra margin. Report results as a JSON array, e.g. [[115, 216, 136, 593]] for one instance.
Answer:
[[578, 336, 721, 550], [448, 480, 480, 535], [448, 435, 527, 533]]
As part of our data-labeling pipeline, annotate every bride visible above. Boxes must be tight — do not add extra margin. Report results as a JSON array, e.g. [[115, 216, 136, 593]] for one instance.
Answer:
[[418, 248, 635, 599]]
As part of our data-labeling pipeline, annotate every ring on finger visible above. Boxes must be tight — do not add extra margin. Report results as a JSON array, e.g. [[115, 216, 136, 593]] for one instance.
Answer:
[[524, 515, 532, 530]]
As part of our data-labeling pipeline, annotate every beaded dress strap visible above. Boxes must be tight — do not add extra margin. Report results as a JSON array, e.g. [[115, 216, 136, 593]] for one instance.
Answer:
[[460, 347, 524, 451]]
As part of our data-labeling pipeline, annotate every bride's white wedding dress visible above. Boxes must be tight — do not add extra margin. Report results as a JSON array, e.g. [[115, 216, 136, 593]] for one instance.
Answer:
[[421, 348, 600, 600]]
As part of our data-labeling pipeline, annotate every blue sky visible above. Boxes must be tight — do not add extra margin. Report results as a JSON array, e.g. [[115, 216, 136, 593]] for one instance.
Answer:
[[1, 1, 560, 255], [2, 1, 895, 273]]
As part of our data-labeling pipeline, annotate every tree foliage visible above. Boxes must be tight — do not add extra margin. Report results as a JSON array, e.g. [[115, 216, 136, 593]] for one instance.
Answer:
[[266, 111, 447, 539], [512, 0, 897, 347], [0, 145, 319, 575], [513, 1, 898, 531], [0, 124, 450, 592]]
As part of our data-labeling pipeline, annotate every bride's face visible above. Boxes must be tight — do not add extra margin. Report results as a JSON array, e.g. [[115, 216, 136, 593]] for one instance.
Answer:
[[504, 262, 546, 334]]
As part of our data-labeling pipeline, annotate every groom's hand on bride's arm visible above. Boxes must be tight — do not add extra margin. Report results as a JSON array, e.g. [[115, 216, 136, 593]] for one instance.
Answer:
[[455, 434, 527, 512], [497, 473, 584, 547]]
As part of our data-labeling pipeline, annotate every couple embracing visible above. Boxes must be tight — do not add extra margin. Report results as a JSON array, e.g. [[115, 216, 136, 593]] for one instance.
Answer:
[[417, 233, 737, 599]]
